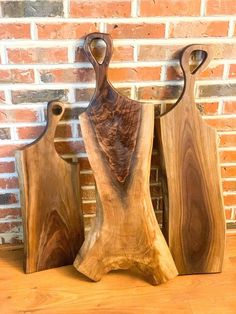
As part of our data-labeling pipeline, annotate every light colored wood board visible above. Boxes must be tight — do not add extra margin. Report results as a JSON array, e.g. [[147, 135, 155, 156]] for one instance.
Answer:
[[15, 101, 84, 274], [157, 45, 225, 275], [74, 32, 178, 285], [0, 235, 235, 314]]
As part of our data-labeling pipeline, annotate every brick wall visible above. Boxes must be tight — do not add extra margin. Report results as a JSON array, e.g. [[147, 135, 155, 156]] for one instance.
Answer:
[[0, 0, 236, 244]]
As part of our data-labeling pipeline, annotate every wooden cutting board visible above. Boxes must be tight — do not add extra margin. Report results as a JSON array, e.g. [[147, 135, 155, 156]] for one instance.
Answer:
[[156, 45, 225, 274], [15, 101, 84, 274], [73, 32, 178, 285]]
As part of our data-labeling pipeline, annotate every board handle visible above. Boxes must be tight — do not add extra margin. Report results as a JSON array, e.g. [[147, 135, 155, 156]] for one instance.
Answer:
[[46, 100, 65, 139], [83, 32, 113, 68], [83, 32, 113, 87], [180, 44, 213, 79]]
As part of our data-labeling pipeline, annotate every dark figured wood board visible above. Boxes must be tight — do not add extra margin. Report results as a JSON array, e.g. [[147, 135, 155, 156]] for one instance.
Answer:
[[15, 101, 84, 274], [73, 32, 178, 285], [156, 45, 226, 275]]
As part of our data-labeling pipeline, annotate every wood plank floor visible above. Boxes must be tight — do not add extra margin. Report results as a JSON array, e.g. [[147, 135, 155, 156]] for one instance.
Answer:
[[0, 235, 236, 314]]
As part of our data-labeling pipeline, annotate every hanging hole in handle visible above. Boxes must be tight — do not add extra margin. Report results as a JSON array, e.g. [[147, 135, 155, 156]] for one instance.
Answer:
[[189, 50, 207, 74], [52, 104, 63, 115], [90, 38, 107, 65]]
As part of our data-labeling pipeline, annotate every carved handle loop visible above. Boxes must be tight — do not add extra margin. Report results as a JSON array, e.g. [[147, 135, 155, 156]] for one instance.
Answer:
[[180, 44, 213, 79], [83, 32, 113, 70]]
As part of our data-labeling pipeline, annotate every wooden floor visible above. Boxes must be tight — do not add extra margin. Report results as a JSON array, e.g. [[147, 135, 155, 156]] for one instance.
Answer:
[[0, 235, 236, 314]]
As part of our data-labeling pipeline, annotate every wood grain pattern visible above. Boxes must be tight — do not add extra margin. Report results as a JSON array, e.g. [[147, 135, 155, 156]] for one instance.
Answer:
[[15, 101, 84, 274], [85, 33, 141, 183], [0, 235, 235, 314], [156, 45, 226, 275], [74, 32, 178, 285]]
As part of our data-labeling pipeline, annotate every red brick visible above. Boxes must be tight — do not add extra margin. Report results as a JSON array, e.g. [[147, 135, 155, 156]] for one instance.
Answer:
[[150, 169, 157, 183], [199, 83, 236, 98], [0, 193, 18, 205], [169, 21, 228, 38], [223, 181, 236, 191], [0, 221, 21, 233], [12, 89, 67, 104], [39, 68, 94, 83], [0, 127, 10, 140], [55, 141, 85, 155], [219, 134, 236, 147], [107, 23, 165, 39], [229, 65, 236, 78], [140, 0, 201, 16], [138, 85, 182, 101], [200, 64, 224, 79], [75, 87, 131, 102], [0, 91, 5, 103], [224, 194, 236, 206], [232, 211, 236, 221], [70, 0, 131, 17], [214, 44, 236, 59], [0, 144, 25, 157], [108, 67, 161, 82], [0, 109, 40, 123], [0, 69, 34, 83], [166, 64, 223, 81], [197, 102, 219, 115], [225, 208, 232, 220], [37, 23, 98, 39], [139, 45, 184, 61], [150, 185, 162, 198], [220, 151, 236, 163], [204, 118, 236, 130], [82, 188, 96, 200], [221, 166, 236, 178], [206, 0, 236, 15], [0, 162, 15, 174], [82, 202, 96, 215], [16, 126, 45, 140], [166, 65, 183, 81], [7, 47, 68, 64], [13, 109, 40, 122], [0, 177, 18, 189], [223, 101, 236, 114], [78, 157, 91, 170], [139, 43, 236, 62], [0, 23, 30, 39], [112, 46, 134, 62], [0, 208, 21, 219], [80, 173, 95, 186]]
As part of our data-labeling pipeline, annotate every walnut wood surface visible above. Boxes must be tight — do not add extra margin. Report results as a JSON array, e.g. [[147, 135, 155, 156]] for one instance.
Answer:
[[74, 33, 178, 285], [156, 45, 226, 274], [84, 33, 141, 183], [15, 101, 84, 274]]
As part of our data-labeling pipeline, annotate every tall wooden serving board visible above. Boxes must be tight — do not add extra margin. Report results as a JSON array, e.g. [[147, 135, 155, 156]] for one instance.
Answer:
[[156, 45, 225, 274], [73, 33, 178, 285], [16, 101, 84, 273]]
